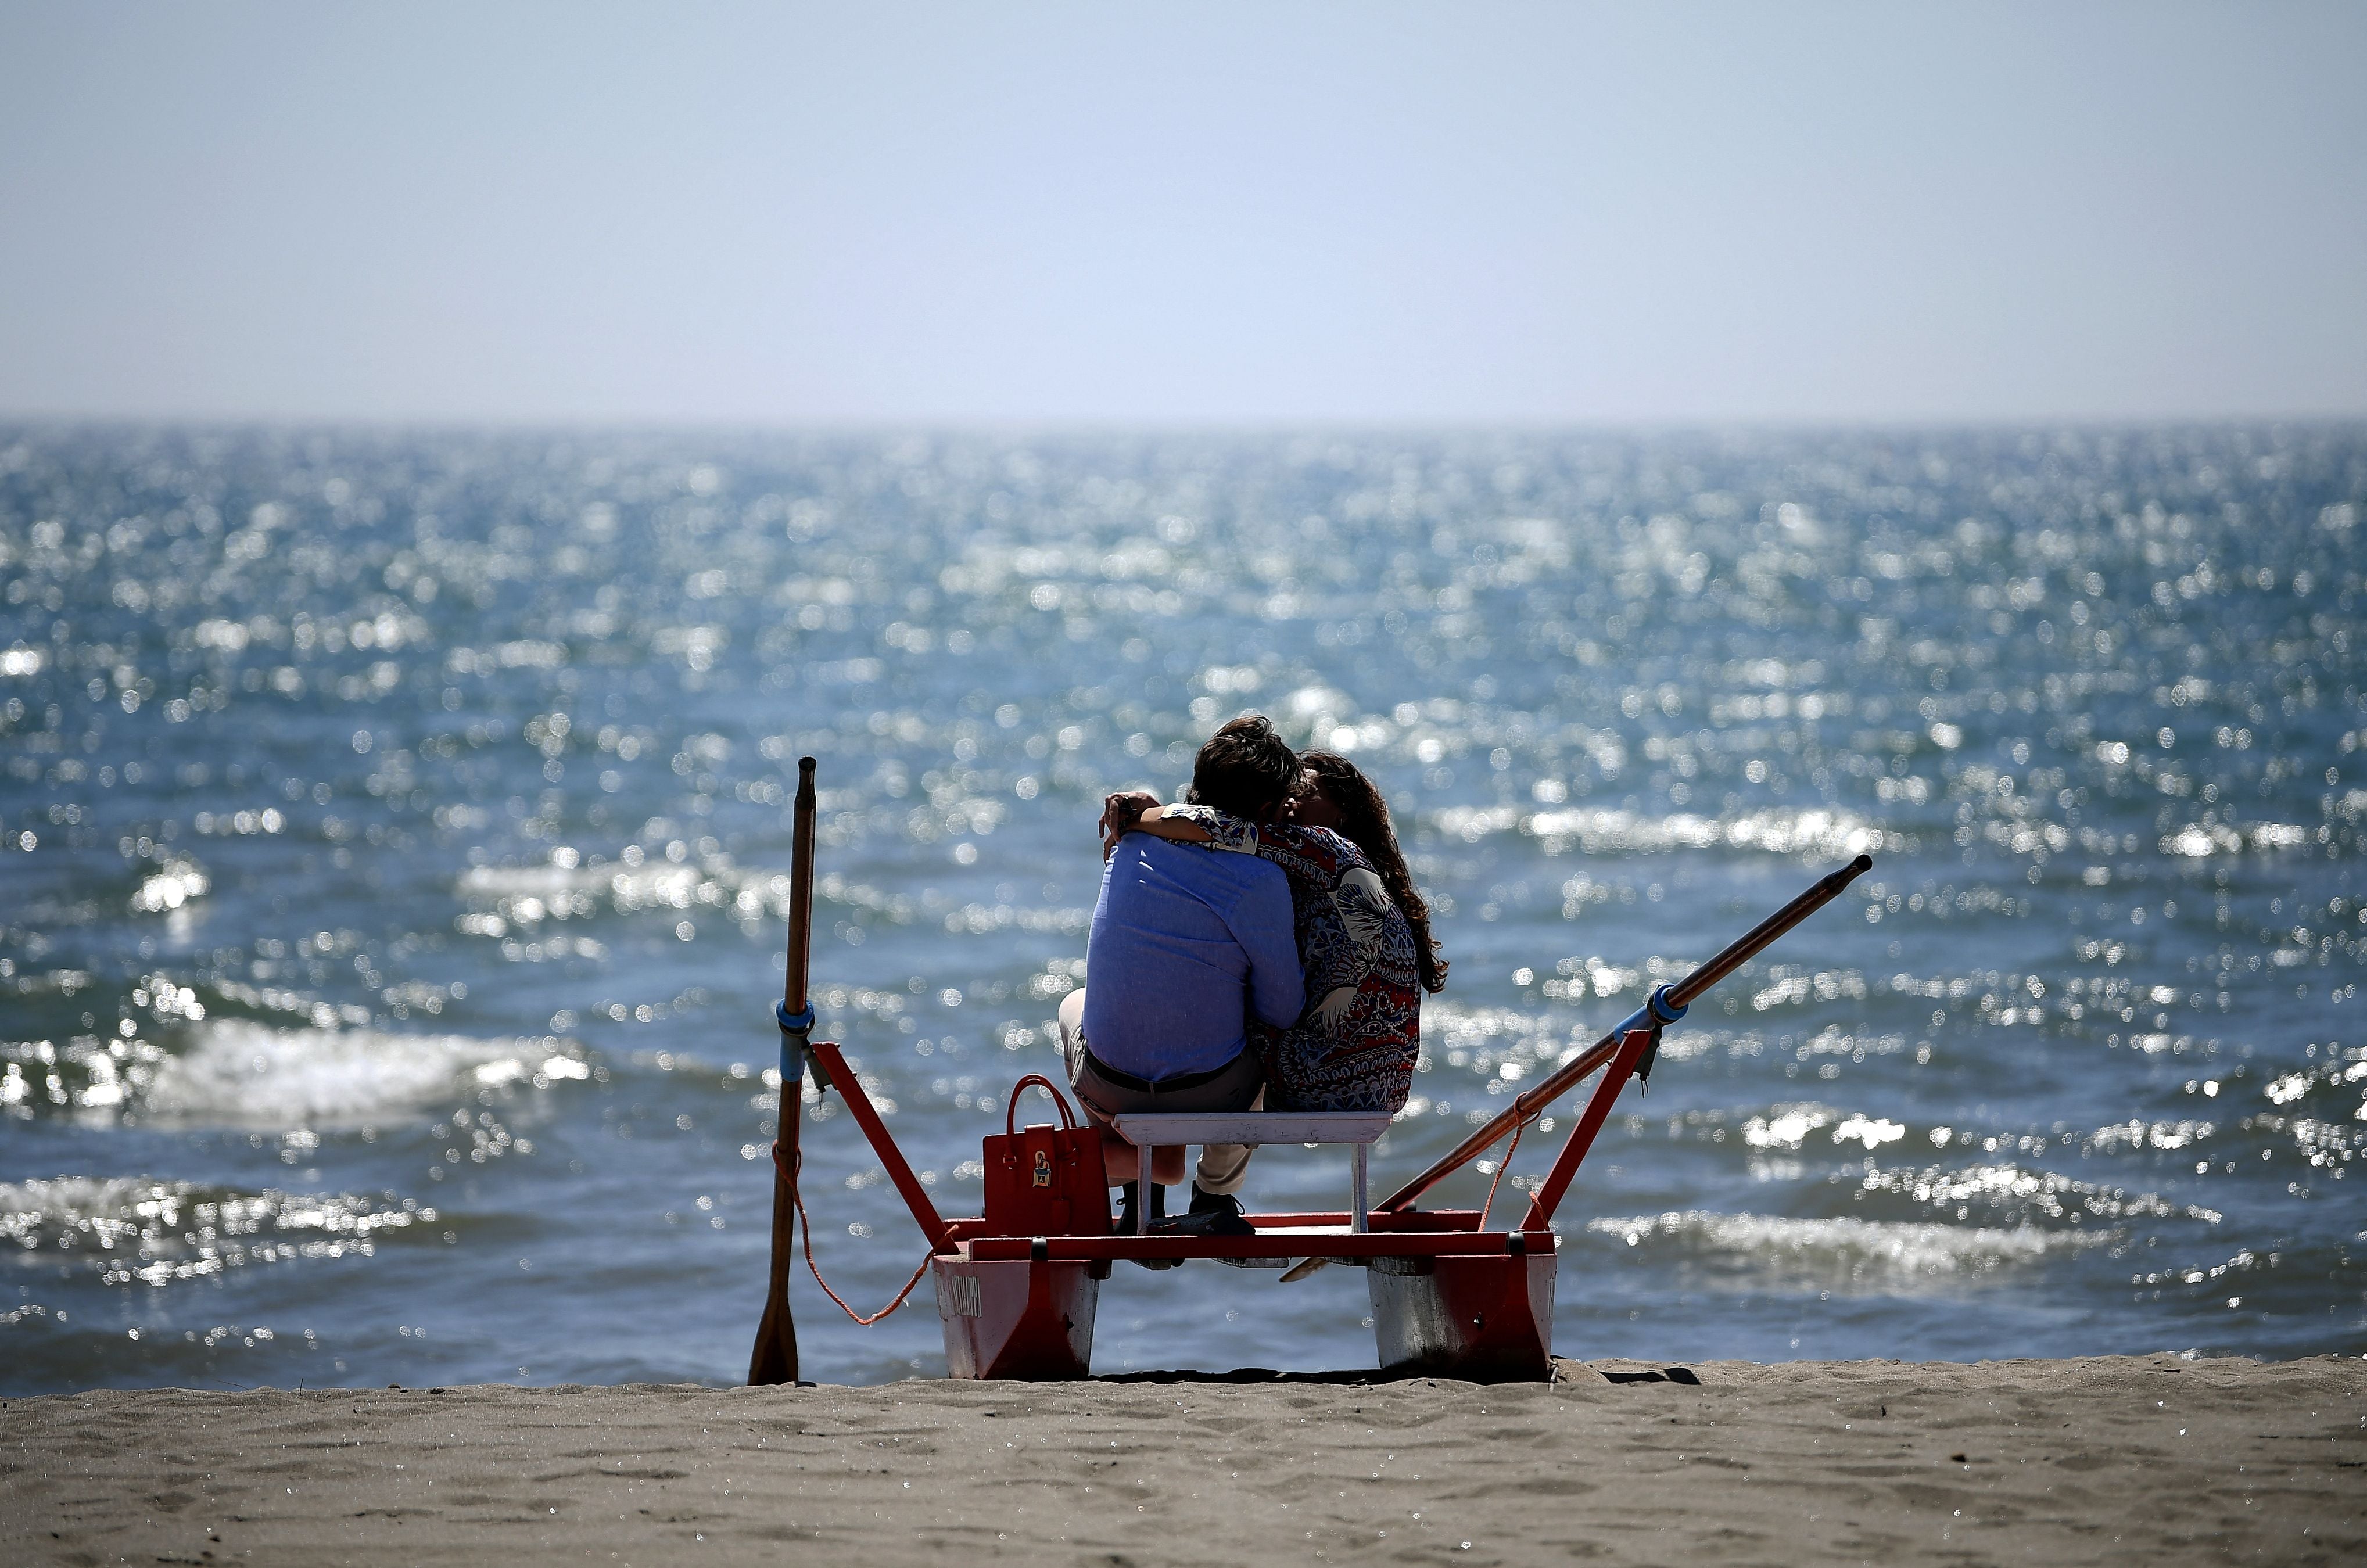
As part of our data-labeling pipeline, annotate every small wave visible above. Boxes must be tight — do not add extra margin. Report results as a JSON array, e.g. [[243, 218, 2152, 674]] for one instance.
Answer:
[[128, 855, 210, 914], [454, 855, 914, 932], [1421, 1002, 1575, 1070], [939, 901, 1091, 937], [0, 1176, 440, 1287], [456, 860, 612, 898], [1432, 803, 1900, 858], [1587, 1210, 2106, 1293], [2159, 821, 2314, 857], [1856, 1157, 2216, 1228], [141, 1020, 584, 1125], [1740, 1104, 1838, 1150]]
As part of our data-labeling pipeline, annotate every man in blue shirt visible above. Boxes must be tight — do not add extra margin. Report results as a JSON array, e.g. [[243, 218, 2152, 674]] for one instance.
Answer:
[[1057, 716, 1303, 1240]]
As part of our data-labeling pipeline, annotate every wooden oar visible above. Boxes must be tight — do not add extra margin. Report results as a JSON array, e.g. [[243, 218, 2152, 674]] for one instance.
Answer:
[[1375, 853, 1873, 1215], [748, 755, 819, 1386]]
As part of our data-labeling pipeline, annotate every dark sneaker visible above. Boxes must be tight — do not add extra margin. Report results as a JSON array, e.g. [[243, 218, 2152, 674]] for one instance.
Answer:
[[1189, 1183, 1250, 1219], [1174, 1184, 1255, 1237]]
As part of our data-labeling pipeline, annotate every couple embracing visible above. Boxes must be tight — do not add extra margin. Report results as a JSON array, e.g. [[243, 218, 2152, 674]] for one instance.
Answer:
[[1053, 716, 1447, 1244]]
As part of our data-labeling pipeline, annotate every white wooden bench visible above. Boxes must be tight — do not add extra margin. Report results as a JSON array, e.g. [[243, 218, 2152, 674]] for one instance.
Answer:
[[1108, 1111, 1395, 1235]]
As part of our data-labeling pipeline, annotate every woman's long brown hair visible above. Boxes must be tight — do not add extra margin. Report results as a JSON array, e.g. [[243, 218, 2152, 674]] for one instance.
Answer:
[[1300, 751, 1448, 994]]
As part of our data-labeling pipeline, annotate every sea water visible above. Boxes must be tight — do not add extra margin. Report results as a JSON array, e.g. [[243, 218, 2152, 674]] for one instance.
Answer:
[[2, 425, 2360, 1391]]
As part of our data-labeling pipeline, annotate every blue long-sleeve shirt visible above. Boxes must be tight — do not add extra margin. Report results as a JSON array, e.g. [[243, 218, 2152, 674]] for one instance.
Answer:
[[1081, 835, 1303, 1080]]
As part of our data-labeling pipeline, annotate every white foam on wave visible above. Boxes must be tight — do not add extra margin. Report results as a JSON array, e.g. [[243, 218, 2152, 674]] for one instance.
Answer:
[[142, 1018, 583, 1126], [1586, 1210, 2106, 1294]]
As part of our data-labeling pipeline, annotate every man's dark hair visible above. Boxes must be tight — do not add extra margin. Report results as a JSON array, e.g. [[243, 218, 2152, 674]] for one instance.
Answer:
[[1186, 715, 1300, 821]]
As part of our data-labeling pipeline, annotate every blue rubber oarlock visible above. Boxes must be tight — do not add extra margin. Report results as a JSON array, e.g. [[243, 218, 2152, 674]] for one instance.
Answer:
[[1636, 985, 1687, 1088]]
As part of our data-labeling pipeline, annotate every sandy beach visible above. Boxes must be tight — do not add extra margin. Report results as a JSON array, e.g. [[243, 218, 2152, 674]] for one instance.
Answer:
[[3, 1354, 2359, 1566]]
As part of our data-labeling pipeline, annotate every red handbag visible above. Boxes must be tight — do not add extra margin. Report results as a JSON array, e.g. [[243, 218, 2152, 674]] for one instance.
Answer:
[[982, 1075, 1111, 1237]]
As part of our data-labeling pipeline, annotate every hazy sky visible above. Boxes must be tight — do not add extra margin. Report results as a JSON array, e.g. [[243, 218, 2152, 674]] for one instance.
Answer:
[[2, 2, 2362, 425]]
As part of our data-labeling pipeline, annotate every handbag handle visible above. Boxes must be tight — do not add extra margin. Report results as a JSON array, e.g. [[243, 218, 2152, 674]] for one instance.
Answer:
[[1005, 1073, 1079, 1136]]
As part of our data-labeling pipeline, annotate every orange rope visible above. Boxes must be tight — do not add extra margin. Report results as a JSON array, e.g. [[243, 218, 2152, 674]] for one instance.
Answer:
[[1475, 1114, 1530, 1232], [774, 1139, 933, 1326]]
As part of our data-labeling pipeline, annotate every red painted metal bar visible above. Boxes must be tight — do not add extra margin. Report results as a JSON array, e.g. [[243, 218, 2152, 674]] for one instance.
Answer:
[[1373, 1035, 1623, 1215], [1377, 853, 1873, 1214], [933, 1208, 1489, 1244], [1519, 1027, 1655, 1231], [805, 1037, 954, 1253], [966, 1230, 1545, 1263]]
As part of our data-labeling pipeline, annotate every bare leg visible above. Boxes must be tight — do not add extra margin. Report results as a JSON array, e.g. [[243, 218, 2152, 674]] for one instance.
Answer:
[[1096, 1129, 1181, 1187], [1097, 1124, 1137, 1185]]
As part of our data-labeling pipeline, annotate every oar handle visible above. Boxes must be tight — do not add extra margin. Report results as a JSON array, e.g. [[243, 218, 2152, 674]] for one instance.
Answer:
[[781, 757, 819, 1019], [1666, 852, 1871, 1009]]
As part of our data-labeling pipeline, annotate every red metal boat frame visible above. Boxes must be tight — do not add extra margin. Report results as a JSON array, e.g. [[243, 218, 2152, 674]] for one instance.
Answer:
[[778, 853, 1873, 1382]]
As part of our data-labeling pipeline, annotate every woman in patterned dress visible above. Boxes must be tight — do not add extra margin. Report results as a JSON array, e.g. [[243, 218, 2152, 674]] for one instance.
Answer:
[[1100, 752, 1447, 1112]]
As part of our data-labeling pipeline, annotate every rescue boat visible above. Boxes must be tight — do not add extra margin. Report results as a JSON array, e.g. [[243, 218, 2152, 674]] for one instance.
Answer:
[[749, 756, 1872, 1383]]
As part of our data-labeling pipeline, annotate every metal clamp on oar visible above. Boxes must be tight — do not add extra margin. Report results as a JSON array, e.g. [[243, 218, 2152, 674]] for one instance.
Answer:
[[776, 998, 828, 1090], [1635, 983, 1688, 1089]]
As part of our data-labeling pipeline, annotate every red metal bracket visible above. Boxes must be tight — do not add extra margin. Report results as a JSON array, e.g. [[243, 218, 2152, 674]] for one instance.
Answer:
[[1518, 1027, 1656, 1232], [804, 1038, 954, 1253]]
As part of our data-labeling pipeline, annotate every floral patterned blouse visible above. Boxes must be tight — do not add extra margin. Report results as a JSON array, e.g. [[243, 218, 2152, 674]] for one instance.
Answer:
[[1165, 805, 1422, 1113]]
